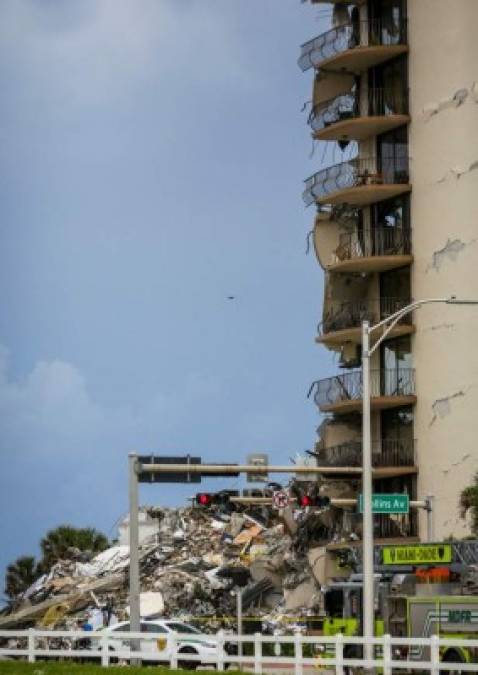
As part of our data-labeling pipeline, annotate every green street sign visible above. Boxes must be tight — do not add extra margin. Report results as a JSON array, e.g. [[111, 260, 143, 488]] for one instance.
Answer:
[[358, 493, 409, 514], [382, 543, 452, 565]]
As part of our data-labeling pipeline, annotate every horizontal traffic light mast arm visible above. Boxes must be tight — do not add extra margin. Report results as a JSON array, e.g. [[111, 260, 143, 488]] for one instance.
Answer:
[[137, 462, 364, 475], [230, 496, 428, 509]]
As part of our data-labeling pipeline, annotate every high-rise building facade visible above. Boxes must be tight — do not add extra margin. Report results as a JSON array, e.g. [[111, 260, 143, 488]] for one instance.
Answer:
[[300, 0, 478, 546]]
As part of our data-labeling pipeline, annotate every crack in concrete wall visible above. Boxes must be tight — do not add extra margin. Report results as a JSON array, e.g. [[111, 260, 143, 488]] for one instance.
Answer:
[[442, 452, 472, 475], [436, 160, 478, 184], [426, 238, 472, 272], [421, 82, 477, 122], [430, 390, 465, 426], [421, 322, 455, 333]]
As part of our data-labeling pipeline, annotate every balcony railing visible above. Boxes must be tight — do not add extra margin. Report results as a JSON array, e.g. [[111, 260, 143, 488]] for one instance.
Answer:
[[319, 296, 412, 336], [334, 226, 411, 262], [309, 88, 409, 134], [348, 510, 418, 539], [309, 368, 415, 408], [318, 438, 415, 468], [303, 156, 410, 206], [298, 18, 408, 72]]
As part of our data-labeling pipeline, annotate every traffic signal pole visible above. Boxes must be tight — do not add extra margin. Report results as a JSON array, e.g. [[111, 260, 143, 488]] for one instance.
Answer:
[[140, 463, 377, 475], [128, 453, 141, 660], [127, 457, 433, 644]]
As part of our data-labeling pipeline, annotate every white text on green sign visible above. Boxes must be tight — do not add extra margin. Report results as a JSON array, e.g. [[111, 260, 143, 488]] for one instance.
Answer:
[[358, 493, 409, 514]]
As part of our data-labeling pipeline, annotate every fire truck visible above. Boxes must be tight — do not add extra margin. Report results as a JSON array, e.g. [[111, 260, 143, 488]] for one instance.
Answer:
[[320, 541, 478, 672]]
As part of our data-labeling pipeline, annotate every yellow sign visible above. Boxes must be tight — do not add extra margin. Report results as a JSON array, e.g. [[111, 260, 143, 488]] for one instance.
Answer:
[[382, 544, 452, 565]]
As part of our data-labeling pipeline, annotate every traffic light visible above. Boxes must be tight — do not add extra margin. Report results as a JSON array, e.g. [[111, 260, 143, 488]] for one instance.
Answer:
[[194, 490, 239, 509], [298, 495, 330, 509], [196, 493, 214, 507]]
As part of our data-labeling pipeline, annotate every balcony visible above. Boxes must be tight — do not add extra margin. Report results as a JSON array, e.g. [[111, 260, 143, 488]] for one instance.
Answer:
[[309, 368, 416, 414], [317, 297, 414, 346], [303, 156, 411, 207], [309, 88, 410, 142], [326, 226, 412, 273], [315, 439, 417, 479], [298, 19, 408, 74], [346, 510, 418, 541]]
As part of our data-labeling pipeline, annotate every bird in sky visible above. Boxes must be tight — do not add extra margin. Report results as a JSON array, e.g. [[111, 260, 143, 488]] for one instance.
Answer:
[[227, 296, 235, 300]]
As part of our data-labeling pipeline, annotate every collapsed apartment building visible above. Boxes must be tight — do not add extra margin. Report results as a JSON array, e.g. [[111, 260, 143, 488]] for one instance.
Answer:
[[0, 494, 353, 633]]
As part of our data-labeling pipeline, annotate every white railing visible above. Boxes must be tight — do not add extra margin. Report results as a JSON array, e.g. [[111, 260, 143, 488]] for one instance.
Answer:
[[0, 629, 477, 673]]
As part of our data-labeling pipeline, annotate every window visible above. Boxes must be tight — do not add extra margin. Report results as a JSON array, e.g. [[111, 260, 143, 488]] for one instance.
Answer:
[[368, 0, 407, 45], [371, 195, 410, 255], [380, 336, 413, 396], [165, 623, 201, 634], [368, 56, 408, 116], [379, 267, 410, 318], [142, 623, 167, 634], [113, 623, 129, 632], [381, 407, 413, 443], [377, 126, 408, 183]]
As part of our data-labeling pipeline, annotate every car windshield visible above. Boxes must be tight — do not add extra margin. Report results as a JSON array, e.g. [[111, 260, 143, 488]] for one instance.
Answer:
[[165, 622, 201, 634]]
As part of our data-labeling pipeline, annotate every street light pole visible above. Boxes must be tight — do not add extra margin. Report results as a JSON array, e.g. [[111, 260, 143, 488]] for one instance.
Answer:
[[361, 321, 374, 669], [236, 587, 243, 671], [361, 296, 478, 671]]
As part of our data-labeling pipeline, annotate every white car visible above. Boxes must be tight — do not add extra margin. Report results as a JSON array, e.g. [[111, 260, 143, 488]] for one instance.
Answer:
[[94, 619, 224, 669]]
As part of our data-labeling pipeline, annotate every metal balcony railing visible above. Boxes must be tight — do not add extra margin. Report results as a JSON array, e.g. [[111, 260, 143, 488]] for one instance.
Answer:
[[348, 510, 418, 539], [309, 368, 415, 408], [298, 18, 408, 72], [303, 156, 410, 206], [334, 226, 411, 262], [309, 88, 409, 134], [318, 438, 416, 468], [319, 296, 412, 336]]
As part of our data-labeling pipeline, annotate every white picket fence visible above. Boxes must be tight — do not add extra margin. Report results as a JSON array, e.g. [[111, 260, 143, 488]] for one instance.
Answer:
[[1, 629, 478, 673]]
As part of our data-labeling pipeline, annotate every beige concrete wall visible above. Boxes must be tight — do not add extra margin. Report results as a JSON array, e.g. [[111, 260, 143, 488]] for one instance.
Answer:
[[408, 0, 478, 539], [322, 419, 360, 448]]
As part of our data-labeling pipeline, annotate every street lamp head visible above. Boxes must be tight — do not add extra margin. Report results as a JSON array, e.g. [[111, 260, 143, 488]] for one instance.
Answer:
[[446, 296, 478, 305]]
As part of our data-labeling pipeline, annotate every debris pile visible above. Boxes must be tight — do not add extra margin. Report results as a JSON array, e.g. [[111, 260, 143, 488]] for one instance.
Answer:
[[1, 493, 350, 632]]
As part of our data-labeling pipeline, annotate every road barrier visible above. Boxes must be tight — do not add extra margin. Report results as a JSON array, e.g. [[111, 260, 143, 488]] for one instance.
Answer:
[[1, 628, 478, 672]]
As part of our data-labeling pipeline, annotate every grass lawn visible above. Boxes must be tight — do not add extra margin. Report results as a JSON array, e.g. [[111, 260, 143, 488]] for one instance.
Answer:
[[0, 663, 236, 675]]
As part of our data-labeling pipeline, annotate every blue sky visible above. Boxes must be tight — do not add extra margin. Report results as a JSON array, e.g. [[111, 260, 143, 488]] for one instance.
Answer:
[[0, 0, 339, 594]]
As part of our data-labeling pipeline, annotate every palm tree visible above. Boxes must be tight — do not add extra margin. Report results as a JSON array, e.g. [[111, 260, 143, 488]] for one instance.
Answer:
[[40, 525, 109, 569], [459, 472, 478, 536], [5, 556, 40, 600]]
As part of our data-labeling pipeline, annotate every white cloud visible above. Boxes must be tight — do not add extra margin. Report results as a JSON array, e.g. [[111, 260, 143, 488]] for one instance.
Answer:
[[0, 344, 225, 454], [0, 345, 103, 436]]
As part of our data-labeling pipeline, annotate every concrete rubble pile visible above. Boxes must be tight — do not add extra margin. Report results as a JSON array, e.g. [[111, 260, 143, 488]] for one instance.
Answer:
[[0, 494, 350, 633]]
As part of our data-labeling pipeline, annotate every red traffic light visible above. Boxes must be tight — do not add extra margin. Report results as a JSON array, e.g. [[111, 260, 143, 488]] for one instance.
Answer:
[[299, 495, 313, 508], [196, 493, 213, 506], [298, 495, 330, 508]]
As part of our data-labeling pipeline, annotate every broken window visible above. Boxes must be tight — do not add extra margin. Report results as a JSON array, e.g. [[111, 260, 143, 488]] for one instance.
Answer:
[[377, 125, 408, 183]]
